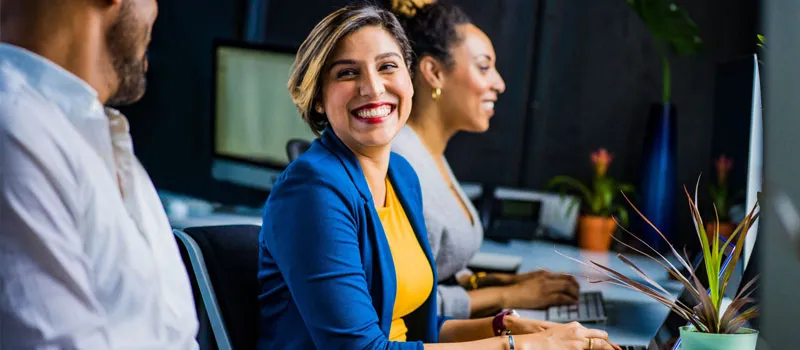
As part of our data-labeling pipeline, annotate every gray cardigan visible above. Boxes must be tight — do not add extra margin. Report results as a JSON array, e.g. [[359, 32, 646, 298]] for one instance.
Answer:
[[391, 126, 484, 319]]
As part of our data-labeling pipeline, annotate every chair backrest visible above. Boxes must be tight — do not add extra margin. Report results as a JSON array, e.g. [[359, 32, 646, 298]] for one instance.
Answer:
[[286, 139, 312, 162], [174, 225, 261, 350]]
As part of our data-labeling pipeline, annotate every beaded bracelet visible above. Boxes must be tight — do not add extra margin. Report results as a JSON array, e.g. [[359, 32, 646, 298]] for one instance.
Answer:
[[467, 272, 487, 290]]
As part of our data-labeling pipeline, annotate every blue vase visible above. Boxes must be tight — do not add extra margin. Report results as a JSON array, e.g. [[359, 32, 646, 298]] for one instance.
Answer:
[[637, 103, 677, 251]]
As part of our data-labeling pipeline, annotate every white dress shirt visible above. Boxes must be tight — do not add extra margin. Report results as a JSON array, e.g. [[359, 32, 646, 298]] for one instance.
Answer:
[[0, 44, 199, 349]]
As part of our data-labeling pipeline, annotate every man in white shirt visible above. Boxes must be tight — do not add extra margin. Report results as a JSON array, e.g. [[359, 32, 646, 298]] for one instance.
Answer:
[[0, 0, 199, 348]]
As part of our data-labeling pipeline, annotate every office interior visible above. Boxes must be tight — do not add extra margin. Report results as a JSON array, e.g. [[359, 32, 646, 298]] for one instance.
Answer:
[[47, 0, 798, 348]]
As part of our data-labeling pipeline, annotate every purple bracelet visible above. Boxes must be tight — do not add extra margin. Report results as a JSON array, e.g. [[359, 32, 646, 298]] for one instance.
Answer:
[[492, 310, 517, 336]]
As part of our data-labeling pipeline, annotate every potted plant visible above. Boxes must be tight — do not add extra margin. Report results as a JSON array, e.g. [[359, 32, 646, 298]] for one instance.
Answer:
[[547, 149, 635, 251], [566, 179, 760, 350], [708, 155, 736, 240], [626, 0, 703, 251]]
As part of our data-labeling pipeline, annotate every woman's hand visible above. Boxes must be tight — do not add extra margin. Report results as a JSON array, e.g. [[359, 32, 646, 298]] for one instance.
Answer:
[[501, 272, 580, 310], [511, 270, 549, 284], [504, 315, 562, 334], [512, 322, 621, 350]]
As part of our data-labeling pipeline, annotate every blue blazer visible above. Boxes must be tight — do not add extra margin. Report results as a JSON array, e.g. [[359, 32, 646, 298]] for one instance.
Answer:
[[257, 129, 448, 349]]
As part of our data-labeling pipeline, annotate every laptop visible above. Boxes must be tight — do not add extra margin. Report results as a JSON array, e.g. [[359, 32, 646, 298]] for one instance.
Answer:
[[545, 232, 739, 325], [619, 238, 758, 350]]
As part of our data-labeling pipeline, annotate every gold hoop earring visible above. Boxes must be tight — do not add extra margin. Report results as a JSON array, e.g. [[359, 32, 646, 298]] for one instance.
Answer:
[[432, 87, 442, 101]]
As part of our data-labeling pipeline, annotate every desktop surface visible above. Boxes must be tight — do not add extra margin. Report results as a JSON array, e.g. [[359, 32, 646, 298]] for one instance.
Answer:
[[166, 206, 683, 346], [480, 239, 684, 346]]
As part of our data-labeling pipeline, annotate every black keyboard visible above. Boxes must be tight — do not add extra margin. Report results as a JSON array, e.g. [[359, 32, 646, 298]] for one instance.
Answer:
[[546, 291, 607, 323], [618, 345, 648, 350]]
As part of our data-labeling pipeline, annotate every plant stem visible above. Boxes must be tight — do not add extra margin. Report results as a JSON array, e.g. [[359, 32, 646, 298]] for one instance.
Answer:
[[662, 53, 671, 105]]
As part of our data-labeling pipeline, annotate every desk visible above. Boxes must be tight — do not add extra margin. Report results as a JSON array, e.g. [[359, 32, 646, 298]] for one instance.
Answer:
[[481, 240, 684, 346], [168, 210, 681, 346]]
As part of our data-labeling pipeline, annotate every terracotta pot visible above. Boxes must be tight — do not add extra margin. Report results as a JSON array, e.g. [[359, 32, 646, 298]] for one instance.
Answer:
[[706, 222, 735, 241], [578, 216, 616, 251]]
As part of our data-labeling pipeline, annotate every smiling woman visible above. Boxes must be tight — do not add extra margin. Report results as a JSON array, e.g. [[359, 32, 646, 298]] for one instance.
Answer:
[[389, 1, 583, 322], [257, 4, 617, 350], [318, 25, 414, 156]]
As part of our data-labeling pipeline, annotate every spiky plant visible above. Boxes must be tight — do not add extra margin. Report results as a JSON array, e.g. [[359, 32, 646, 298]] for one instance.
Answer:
[[563, 177, 760, 334]]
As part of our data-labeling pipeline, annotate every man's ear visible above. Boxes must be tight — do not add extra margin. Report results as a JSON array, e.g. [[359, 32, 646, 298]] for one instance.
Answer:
[[417, 55, 446, 90]]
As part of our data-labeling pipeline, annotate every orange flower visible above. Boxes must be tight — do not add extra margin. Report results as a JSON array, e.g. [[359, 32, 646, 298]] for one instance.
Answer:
[[591, 148, 613, 177], [715, 155, 733, 185]]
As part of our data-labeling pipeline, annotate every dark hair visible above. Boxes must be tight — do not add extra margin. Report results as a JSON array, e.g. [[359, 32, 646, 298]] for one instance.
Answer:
[[390, 1, 471, 72], [289, 4, 413, 136]]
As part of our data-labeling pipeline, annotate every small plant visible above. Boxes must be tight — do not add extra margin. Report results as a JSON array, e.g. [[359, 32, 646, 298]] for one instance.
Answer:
[[564, 178, 760, 335], [547, 149, 635, 227], [756, 34, 765, 64], [709, 155, 734, 222]]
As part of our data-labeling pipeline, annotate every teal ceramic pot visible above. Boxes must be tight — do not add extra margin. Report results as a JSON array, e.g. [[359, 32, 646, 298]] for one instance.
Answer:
[[679, 326, 758, 350]]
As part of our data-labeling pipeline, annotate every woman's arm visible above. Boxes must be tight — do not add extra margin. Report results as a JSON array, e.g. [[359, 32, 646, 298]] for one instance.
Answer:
[[428, 317, 509, 349], [438, 317, 495, 342], [428, 322, 620, 350], [424, 337, 508, 350], [466, 287, 508, 317]]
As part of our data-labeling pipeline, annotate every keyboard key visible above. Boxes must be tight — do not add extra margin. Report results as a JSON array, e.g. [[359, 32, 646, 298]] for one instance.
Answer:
[[545, 291, 607, 323]]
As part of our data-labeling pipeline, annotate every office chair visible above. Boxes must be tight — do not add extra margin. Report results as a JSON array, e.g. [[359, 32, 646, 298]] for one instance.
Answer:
[[286, 139, 312, 162], [174, 225, 261, 350]]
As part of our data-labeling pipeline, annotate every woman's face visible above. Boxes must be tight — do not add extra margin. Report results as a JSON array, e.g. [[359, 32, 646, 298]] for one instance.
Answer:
[[439, 24, 506, 133], [320, 25, 414, 153]]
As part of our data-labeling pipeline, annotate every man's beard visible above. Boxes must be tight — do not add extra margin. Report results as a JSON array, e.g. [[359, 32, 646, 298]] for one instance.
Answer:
[[105, 3, 149, 107]]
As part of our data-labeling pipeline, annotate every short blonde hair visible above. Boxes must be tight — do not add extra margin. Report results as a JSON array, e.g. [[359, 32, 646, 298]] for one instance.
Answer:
[[288, 5, 413, 135]]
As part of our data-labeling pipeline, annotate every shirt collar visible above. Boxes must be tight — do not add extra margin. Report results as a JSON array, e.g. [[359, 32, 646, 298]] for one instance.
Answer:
[[0, 43, 103, 121]]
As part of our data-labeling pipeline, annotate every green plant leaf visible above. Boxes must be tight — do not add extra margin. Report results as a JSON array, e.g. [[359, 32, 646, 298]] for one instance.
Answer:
[[625, 0, 703, 56], [613, 204, 630, 228], [618, 183, 636, 194], [723, 305, 759, 334], [685, 186, 721, 317], [720, 204, 760, 297], [573, 175, 761, 334], [547, 176, 593, 212]]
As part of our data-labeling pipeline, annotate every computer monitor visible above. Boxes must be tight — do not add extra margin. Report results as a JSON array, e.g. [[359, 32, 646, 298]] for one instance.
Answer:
[[760, 1, 800, 347], [710, 54, 763, 267], [211, 40, 316, 191]]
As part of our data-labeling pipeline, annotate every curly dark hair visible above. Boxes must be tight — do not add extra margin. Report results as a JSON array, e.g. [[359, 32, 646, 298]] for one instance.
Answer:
[[389, 1, 472, 71]]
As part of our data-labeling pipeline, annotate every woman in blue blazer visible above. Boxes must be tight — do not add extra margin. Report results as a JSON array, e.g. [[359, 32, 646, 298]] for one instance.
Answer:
[[257, 4, 616, 350]]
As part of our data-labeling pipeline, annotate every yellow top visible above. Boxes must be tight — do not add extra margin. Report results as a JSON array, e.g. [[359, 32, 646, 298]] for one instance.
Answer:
[[377, 179, 434, 342]]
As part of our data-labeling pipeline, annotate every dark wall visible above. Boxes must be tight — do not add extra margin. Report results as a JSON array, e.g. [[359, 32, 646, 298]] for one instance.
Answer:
[[120, 0, 250, 204], [444, 0, 756, 246], [439, 0, 542, 186], [124, 0, 758, 226], [447, 0, 757, 190], [122, 0, 354, 206], [124, 0, 544, 206]]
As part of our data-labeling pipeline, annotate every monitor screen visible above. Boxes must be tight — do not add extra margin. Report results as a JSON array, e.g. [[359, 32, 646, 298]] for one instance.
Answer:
[[215, 44, 316, 168], [710, 54, 762, 266], [212, 42, 317, 191]]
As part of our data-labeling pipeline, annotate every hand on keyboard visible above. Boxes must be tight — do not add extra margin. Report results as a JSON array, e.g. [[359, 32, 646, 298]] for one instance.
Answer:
[[510, 322, 621, 350], [504, 316, 562, 334], [502, 270, 580, 310]]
